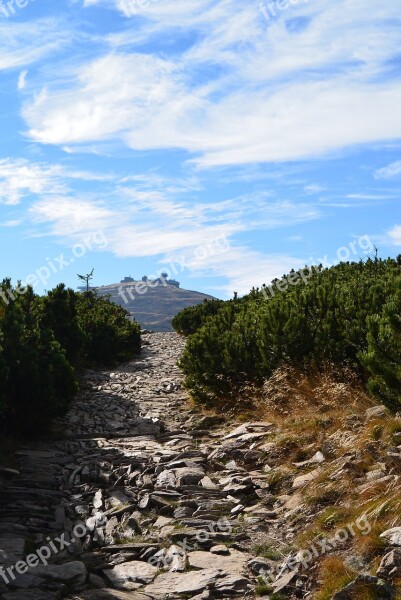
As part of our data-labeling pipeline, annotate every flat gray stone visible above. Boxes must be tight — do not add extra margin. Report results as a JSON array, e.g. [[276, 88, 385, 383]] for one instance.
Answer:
[[292, 468, 321, 489], [103, 561, 158, 589], [188, 549, 248, 573], [34, 561, 87, 588], [144, 568, 224, 598]]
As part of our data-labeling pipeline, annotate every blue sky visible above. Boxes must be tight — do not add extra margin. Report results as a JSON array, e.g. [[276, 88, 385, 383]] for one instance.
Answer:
[[0, 0, 400, 298]]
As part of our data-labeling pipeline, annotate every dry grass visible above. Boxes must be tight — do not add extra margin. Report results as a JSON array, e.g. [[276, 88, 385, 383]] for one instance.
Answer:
[[315, 557, 355, 600], [257, 364, 372, 421], [245, 365, 401, 595]]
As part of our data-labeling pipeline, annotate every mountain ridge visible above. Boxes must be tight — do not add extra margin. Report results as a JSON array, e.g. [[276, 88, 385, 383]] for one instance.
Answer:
[[96, 279, 217, 332]]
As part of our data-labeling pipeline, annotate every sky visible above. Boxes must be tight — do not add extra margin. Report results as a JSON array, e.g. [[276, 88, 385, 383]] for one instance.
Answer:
[[0, 0, 400, 298]]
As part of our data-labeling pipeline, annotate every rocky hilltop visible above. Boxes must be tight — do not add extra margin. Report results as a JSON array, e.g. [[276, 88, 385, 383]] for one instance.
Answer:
[[0, 334, 400, 600], [95, 282, 216, 332]]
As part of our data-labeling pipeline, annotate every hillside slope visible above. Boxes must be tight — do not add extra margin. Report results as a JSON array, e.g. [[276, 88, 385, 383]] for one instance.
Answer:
[[96, 280, 216, 331]]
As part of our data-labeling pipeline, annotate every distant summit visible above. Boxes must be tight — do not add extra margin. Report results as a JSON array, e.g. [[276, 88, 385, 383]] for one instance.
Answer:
[[95, 277, 216, 332], [120, 273, 180, 288]]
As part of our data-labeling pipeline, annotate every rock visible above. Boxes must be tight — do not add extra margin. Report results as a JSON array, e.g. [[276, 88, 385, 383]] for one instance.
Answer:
[[155, 470, 176, 488], [214, 573, 251, 594], [1, 591, 61, 600], [165, 544, 186, 572], [224, 422, 272, 440], [173, 506, 194, 518], [72, 591, 151, 600], [144, 569, 224, 598], [231, 504, 244, 515], [93, 490, 103, 509], [103, 561, 158, 589], [366, 405, 388, 419], [331, 574, 395, 599], [248, 557, 276, 575], [174, 467, 205, 487], [294, 451, 325, 467], [33, 562, 87, 588], [292, 467, 321, 489], [187, 549, 248, 572], [153, 516, 173, 528], [272, 569, 298, 593], [193, 415, 226, 430], [0, 535, 26, 567], [200, 476, 218, 489], [377, 549, 401, 577], [380, 527, 401, 546]]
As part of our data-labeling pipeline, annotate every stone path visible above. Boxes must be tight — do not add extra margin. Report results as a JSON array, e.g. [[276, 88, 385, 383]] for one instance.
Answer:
[[0, 333, 304, 600]]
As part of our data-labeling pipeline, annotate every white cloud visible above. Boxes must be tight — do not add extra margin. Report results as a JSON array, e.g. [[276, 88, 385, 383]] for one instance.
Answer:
[[0, 159, 66, 205], [165, 245, 305, 297], [24, 56, 401, 166], [0, 20, 70, 71], [346, 193, 392, 200], [21, 0, 401, 166], [0, 220, 22, 227], [17, 70, 28, 90], [374, 160, 401, 179], [25, 172, 319, 294], [0, 158, 116, 205], [387, 225, 401, 246], [304, 184, 326, 194]]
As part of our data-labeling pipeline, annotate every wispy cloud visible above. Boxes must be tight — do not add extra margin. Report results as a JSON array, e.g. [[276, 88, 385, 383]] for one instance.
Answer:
[[374, 160, 401, 179], [0, 19, 70, 71], [21, 1, 401, 167], [0, 158, 116, 205]]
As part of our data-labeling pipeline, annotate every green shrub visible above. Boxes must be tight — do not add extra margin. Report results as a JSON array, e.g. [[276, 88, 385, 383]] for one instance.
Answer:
[[76, 291, 141, 365], [172, 299, 226, 335], [0, 281, 77, 434], [360, 283, 401, 411], [41, 283, 86, 367], [0, 281, 141, 435], [178, 258, 401, 408]]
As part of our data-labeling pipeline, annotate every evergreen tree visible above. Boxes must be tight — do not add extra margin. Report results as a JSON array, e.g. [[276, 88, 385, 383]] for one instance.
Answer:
[[360, 286, 401, 411]]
